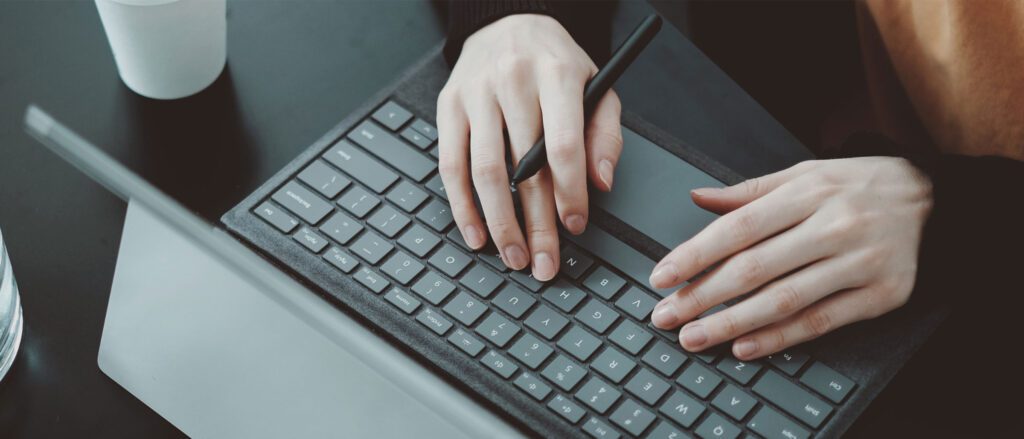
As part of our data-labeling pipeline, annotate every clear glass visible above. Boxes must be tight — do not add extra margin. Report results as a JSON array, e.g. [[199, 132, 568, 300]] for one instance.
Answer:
[[0, 228, 24, 381]]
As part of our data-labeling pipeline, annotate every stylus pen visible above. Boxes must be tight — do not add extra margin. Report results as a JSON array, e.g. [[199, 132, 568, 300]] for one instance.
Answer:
[[509, 14, 662, 185]]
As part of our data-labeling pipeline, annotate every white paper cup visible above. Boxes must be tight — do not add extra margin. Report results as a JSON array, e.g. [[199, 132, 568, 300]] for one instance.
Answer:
[[0, 228, 23, 382], [95, 0, 227, 100]]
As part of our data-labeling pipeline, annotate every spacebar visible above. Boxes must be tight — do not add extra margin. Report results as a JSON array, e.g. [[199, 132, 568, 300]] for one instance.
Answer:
[[563, 226, 674, 297]]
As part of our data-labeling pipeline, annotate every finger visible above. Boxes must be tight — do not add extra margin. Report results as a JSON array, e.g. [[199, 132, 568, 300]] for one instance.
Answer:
[[584, 90, 623, 192], [497, 82, 560, 281], [437, 90, 487, 249], [651, 215, 838, 330], [650, 176, 821, 289], [674, 255, 864, 353], [466, 98, 530, 270], [730, 287, 873, 359], [691, 161, 815, 215], [538, 70, 589, 234]]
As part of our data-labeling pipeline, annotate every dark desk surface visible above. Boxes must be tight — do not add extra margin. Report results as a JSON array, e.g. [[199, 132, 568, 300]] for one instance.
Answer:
[[0, 1, 819, 437]]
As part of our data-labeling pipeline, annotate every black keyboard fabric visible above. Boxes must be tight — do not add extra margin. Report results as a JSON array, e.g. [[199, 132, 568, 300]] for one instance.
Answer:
[[245, 99, 856, 439]]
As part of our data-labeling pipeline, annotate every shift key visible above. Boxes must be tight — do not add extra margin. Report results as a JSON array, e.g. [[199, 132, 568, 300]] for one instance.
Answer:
[[348, 120, 437, 182], [271, 181, 333, 224], [323, 139, 399, 193], [752, 371, 833, 429]]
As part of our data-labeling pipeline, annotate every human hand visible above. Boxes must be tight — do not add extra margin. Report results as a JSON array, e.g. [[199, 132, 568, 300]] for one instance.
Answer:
[[649, 157, 933, 360], [437, 14, 623, 280]]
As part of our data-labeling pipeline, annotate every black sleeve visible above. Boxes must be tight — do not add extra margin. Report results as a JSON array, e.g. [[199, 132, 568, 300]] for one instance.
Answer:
[[444, 0, 614, 67], [838, 132, 1024, 309]]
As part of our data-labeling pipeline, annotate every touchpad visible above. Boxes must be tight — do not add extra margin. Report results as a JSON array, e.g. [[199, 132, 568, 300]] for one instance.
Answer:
[[591, 128, 721, 249]]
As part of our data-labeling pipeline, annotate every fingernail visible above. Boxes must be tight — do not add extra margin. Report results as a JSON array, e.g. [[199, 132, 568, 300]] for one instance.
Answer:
[[651, 301, 679, 328], [691, 187, 717, 197], [649, 264, 678, 288], [598, 159, 614, 190], [734, 339, 758, 359], [504, 245, 529, 270], [680, 324, 707, 349], [463, 225, 484, 249], [565, 214, 586, 235], [532, 251, 556, 281]]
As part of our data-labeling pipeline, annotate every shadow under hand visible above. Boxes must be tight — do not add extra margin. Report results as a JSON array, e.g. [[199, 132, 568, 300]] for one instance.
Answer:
[[122, 66, 258, 222]]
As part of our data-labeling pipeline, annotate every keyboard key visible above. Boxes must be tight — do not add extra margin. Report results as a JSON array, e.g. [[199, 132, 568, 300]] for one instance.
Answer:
[[608, 320, 653, 355], [367, 205, 410, 238], [424, 174, 447, 200], [385, 180, 429, 212], [479, 247, 508, 271], [323, 247, 359, 273], [563, 225, 663, 294], [411, 118, 438, 141], [717, 358, 762, 385], [354, 267, 389, 293], [416, 199, 454, 232], [547, 394, 585, 424], [379, 251, 424, 285], [429, 145, 440, 159], [712, 384, 758, 421], [524, 305, 570, 340], [319, 211, 363, 244], [293, 227, 328, 252], [510, 270, 546, 292], [746, 406, 810, 439], [323, 140, 399, 193], [410, 271, 456, 305], [574, 377, 621, 414], [349, 230, 393, 264], [575, 299, 619, 334], [474, 312, 520, 347], [642, 341, 688, 377], [560, 245, 594, 279], [659, 390, 705, 428], [416, 308, 453, 335], [508, 333, 553, 369], [591, 347, 636, 384], [695, 413, 740, 439], [481, 350, 518, 379], [337, 185, 381, 218], [609, 399, 656, 436], [493, 284, 536, 319], [400, 126, 432, 149], [273, 181, 334, 224], [254, 201, 299, 233], [677, 363, 722, 399], [556, 325, 602, 362], [396, 224, 441, 257], [384, 287, 420, 314], [349, 120, 437, 181], [583, 266, 627, 300], [647, 421, 691, 439], [625, 368, 671, 406], [442, 291, 488, 326], [752, 371, 833, 428], [428, 243, 472, 277], [514, 372, 552, 401], [800, 362, 855, 404], [446, 228, 471, 251], [298, 160, 351, 198], [446, 328, 485, 356], [372, 101, 413, 130], [541, 355, 587, 392], [615, 287, 658, 321], [458, 264, 504, 298], [542, 280, 587, 313], [766, 351, 810, 377], [583, 417, 621, 439]]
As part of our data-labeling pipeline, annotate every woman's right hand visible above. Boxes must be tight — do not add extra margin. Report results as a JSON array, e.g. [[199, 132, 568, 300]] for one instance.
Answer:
[[437, 14, 623, 281]]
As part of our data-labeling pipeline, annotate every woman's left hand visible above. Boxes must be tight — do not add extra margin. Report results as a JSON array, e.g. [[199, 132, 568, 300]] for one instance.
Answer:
[[649, 157, 933, 360]]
